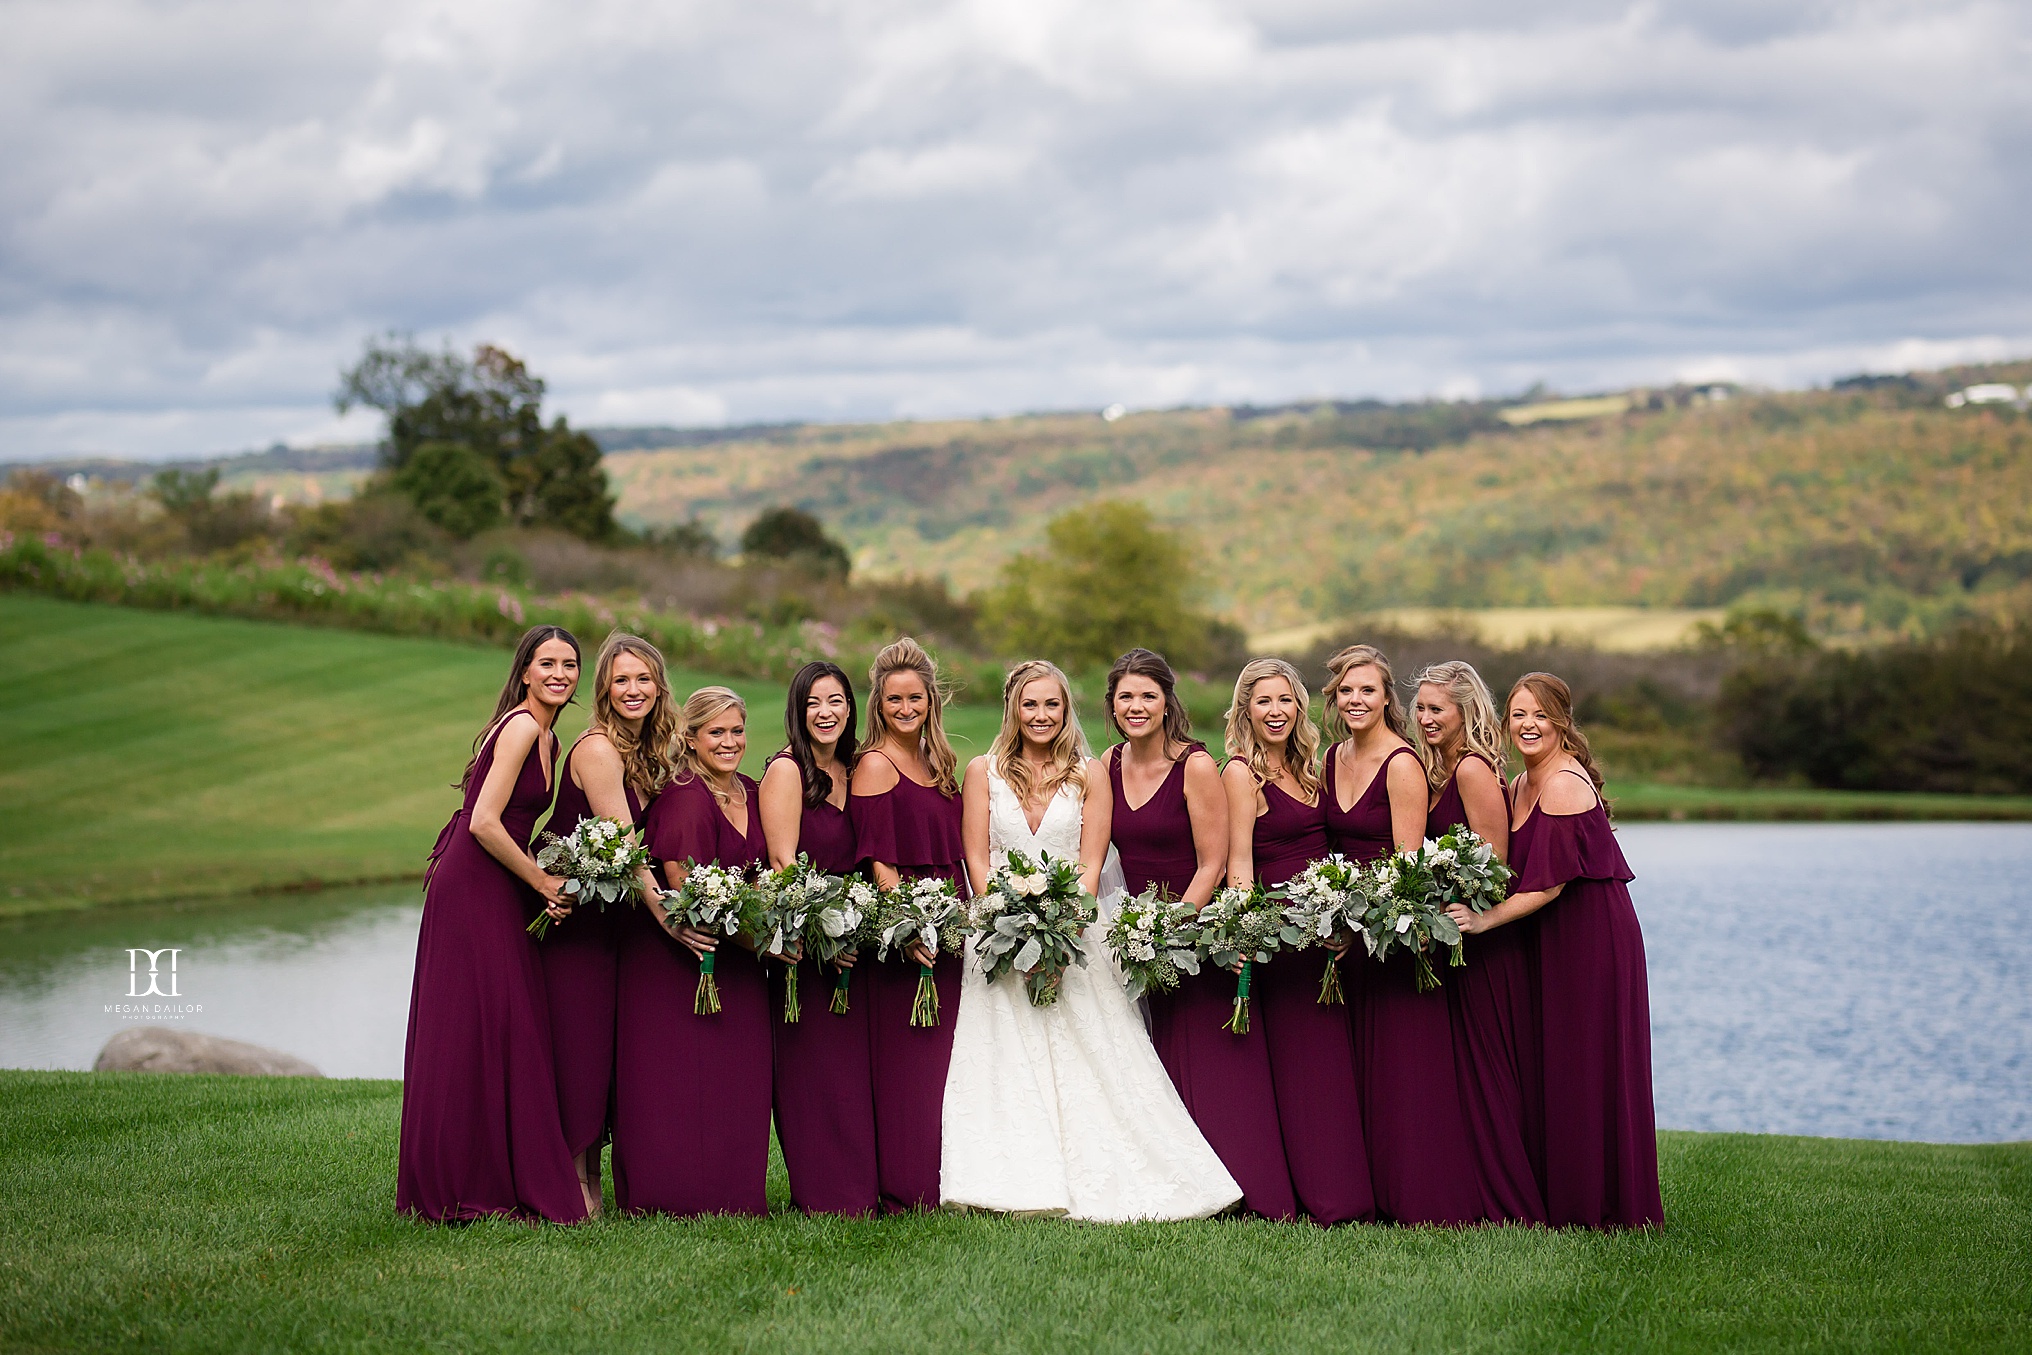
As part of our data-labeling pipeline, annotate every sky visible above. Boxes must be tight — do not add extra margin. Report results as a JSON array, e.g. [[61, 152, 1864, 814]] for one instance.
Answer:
[[4, 0, 2030, 461]]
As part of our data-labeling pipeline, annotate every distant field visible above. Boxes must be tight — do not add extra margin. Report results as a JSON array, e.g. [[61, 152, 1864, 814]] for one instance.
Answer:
[[1250, 606, 1727, 655]]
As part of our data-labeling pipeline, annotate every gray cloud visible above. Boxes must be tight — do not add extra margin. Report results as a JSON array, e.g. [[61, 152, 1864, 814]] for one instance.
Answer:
[[3, 0, 2029, 458]]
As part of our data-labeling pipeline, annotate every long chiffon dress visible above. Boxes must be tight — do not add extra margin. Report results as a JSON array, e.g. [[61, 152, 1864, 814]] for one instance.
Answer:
[[850, 756, 967, 1213], [1250, 774, 1375, 1226], [1435, 756, 1547, 1224], [767, 752, 880, 1215], [612, 772, 772, 1216], [397, 711, 586, 1224], [536, 736, 645, 1201], [1115, 746, 1295, 1220], [1511, 772, 1663, 1229], [1334, 743, 1484, 1226]]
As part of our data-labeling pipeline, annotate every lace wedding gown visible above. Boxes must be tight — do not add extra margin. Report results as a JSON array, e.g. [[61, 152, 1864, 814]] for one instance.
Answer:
[[939, 763, 1242, 1221]]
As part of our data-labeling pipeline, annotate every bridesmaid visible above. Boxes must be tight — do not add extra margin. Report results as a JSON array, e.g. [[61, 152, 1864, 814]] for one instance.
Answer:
[[611, 686, 775, 1216], [1222, 658, 1372, 1226], [1413, 660, 1546, 1224], [538, 632, 674, 1216], [397, 625, 587, 1224], [1447, 673, 1663, 1230], [1324, 645, 1477, 1227], [759, 660, 877, 1216], [1107, 648, 1294, 1220], [849, 637, 969, 1214]]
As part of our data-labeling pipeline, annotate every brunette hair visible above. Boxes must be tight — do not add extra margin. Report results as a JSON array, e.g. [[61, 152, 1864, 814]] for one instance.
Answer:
[[991, 660, 1089, 808], [587, 632, 679, 798], [1224, 657, 1322, 805], [1410, 660, 1504, 796], [865, 637, 959, 795], [783, 661, 859, 809], [1104, 648, 1193, 755], [1507, 671, 1609, 812], [460, 625, 579, 791], [674, 685, 749, 806], [1321, 643, 1409, 744]]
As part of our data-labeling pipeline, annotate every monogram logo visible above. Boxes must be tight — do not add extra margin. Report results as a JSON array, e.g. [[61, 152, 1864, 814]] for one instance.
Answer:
[[127, 948, 181, 998]]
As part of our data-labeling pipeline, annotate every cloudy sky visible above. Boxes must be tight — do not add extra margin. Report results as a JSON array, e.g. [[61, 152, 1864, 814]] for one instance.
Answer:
[[4, 0, 2030, 460]]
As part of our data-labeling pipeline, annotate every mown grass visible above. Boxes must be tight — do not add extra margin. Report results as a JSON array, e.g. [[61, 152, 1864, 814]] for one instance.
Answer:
[[0, 1072, 2024, 1353]]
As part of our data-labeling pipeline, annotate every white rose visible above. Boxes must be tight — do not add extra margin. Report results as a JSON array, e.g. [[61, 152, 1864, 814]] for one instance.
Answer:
[[1395, 914, 1414, 934]]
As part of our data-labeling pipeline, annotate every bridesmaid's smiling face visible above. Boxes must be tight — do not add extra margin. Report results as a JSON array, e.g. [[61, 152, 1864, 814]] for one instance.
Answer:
[[805, 675, 851, 752], [691, 707, 747, 774], [1017, 677, 1067, 751], [524, 639, 580, 712], [1414, 682, 1462, 750], [1247, 676, 1299, 750], [1330, 664, 1387, 735], [880, 671, 929, 739], [1112, 674, 1165, 743], [1508, 689, 1553, 764], [607, 650, 659, 729]]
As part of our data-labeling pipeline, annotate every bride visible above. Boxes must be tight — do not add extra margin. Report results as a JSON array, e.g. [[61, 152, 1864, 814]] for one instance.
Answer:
[[940, 660, 1242, 1221]]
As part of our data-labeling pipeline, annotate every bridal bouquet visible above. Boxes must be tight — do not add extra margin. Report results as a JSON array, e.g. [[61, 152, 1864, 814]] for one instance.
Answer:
[[746, 858, 827, 1022], [661, 861, 753, 1015], [1280, 854, 1367, 1005], [1422, 827, 1513, 916], [766, 856, 861, 1021], [1197, 883, 1303, 1035], [527, 815, 652, 939], [817, 878, 884, 1015], [874, 875, 968, 1027], [1356, 847, 1462, 992], [971, 848, 1098, 1008], [1105, 885, 1203, 1002]]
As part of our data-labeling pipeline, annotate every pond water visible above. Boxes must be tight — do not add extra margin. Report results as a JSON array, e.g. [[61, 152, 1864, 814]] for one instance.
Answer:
[[1, 824, 2026, 1143]]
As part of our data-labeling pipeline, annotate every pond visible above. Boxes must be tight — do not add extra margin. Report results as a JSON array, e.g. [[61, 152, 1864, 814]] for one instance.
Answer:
[[1, 824, 2026, 1143]]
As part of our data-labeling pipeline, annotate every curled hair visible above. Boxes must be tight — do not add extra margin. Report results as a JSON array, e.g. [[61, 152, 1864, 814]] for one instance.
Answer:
[[991, 660, 1090, 808], [1410, 660, 1504, 796], [461, 624, 579, 791], [865, 636, 959, 795], [590, 632, 678, 798], [1224, 657, 1322, 806], [1507, 671, 1610, 815], [1105, 648, 1193, 754], [674, 685, 749, 806], [1321, 643, 1409, 744], [784, 661, 859, 809]]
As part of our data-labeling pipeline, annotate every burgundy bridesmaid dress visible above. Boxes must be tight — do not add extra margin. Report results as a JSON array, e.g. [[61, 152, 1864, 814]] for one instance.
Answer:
[[1511, 775, 1663, 1229], [611, 772, 773, 1216], [397, 712, 586, 1224], [850, 760, 966, 1213], [536, 737, 644, 1200], [1251, 773, 1375, 1225], [1435, 756, 1547, 1224], [767, 752, 879, 1215], [1334, 743, 1484, 1226], [1111, 746, 1296, 1220]]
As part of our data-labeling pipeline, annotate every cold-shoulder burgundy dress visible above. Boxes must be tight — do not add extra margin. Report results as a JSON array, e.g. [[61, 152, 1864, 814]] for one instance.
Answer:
[[769, 751, 879, 1215], [398, 711, 586, 1224], [850, 756, 967, 1213], [1112, 745, 1295, 1220], [1251, 772, 1374, 1226], [612, 772, 773, 1216], [536, 735, 645, 1198], [1511, 773, 1663, 1229]]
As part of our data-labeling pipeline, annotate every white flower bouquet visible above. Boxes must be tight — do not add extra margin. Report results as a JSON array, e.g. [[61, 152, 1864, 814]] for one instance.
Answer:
[[1422, 827, 1513, 917], [1280, 854, 1367, 1005], [660, 861, 753, 1015], [1196, 883, 1303, 1034], [755, 855, 855, 1023], [1356, 848, 1462, 992], [873, 875, 969, 1027], [527, 815, 652, 939], [1104, 884, 1203, 1002], [971, 848, 1098, 1008]]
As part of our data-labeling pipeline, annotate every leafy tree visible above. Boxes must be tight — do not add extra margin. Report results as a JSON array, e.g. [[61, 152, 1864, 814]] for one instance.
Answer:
[[392, 441, 506, 538], [638, 518, 720, 559], [740, 506, 852, 579], [148, 467, 270, 554]]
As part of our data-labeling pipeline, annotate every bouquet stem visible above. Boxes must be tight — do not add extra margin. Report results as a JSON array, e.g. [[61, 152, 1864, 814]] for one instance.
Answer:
[[909, 962, 940, 1028], [1316, 954, 1343, 1006], [1414, 951, 1440, 993], [830, 965, 853, 1015], [1450, 940, 1467, 968], [783, 963, 801, 1024], [1224, 960, 1254, 1035], [526, 911, 553, 940], [695, 950, 722, 1016]]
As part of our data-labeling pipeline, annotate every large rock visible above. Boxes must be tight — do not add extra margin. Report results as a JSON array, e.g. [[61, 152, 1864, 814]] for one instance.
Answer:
[[94, 1028, 323, 1077]]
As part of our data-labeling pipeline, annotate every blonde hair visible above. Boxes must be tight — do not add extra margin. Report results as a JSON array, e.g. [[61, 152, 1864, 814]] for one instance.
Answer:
[[1508, 672, 1610, 816], [674, 685, 748, 805], [866, 637, 960, 796], [1410, 660, 1504, 796], [1321, 643, 1409, 744], [991, 660, 1090, 808], [591, 632, 678, 798], [1224, 658, 1322, 806]]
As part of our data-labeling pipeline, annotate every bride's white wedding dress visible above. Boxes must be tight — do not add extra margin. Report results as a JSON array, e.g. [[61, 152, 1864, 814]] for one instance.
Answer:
[[939, 762, 1242, 1221]]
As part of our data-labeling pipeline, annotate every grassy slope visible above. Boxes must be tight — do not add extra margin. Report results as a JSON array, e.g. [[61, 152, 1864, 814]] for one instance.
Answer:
[[0, 1072, 2024, 1353]]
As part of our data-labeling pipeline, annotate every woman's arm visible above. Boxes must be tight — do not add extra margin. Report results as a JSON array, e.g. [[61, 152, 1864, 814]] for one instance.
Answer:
[[960, 758, 993, 901], [1452, 883, 1564, 934], [1077, 758, 1112, 897], [1386, 748, 1430, 853], [1221, 761, 1258, 889], [759, 757, 805, 870], [1181, 750, 1229, 908], [575, 733, 661, 904], [1455, 755, 1510, 862], [468, 715, 567, 910]]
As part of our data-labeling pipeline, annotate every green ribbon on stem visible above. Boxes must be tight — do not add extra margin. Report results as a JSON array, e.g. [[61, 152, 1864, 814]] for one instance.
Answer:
[[1224, 960, 1254, 1035]]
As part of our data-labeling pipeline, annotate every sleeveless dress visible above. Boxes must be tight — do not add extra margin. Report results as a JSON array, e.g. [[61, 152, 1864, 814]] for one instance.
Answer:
[[850, 758, 967, 1213], [1332, 743, 1484, 1226], [767, 752, 879, 1216], [537, 735, 645, 1192], [612, 773, 772, 1216], [939, 763, 1242, 1221], [397, 711, 586, 1224], [1252, 774, 1375, 1226], [1435, 757, 1547, 1224], [1512, 776, 1664, 1229], [1114, 746, 1297, 1220]]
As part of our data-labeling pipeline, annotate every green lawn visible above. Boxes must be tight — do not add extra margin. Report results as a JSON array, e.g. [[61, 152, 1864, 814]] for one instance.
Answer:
[[0, 1072, 2023, 1353]]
